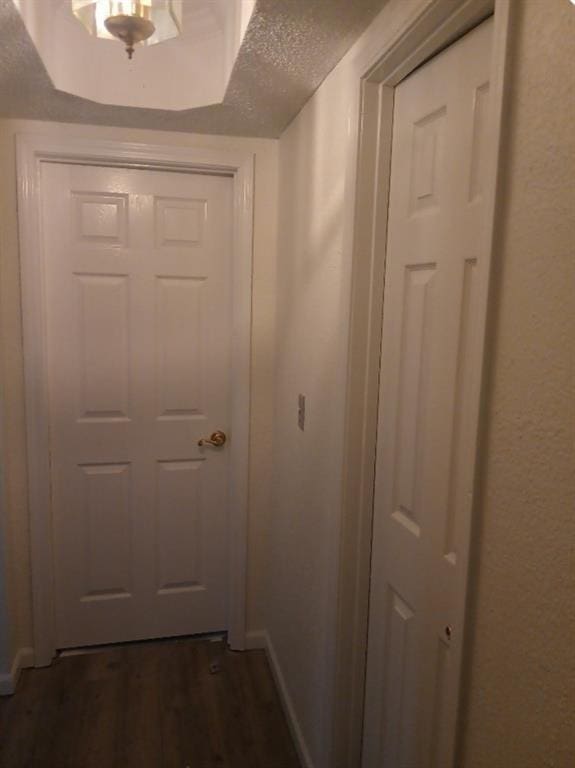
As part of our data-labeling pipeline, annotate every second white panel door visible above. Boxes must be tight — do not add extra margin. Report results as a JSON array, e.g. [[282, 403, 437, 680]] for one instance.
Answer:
[[363, 18, 493, 768], [41, 163, 233, 649]]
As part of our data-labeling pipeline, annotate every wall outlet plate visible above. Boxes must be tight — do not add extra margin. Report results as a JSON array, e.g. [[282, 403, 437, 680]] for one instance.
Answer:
[[298, 393, 306, 431]]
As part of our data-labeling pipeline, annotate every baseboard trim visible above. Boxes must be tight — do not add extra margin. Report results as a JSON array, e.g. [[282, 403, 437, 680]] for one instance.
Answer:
[[0, 647, 35, 696], [244, 629, 268, 650], [253, 630, 315, 768]]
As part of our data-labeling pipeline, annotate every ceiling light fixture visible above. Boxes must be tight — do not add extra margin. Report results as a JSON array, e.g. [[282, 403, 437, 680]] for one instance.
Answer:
[[72, 1, 183, 60]]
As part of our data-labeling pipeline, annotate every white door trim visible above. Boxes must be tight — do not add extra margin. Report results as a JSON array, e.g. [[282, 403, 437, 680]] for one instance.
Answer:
[[333, 0, 512, 765], [17, 134, 255, 666]]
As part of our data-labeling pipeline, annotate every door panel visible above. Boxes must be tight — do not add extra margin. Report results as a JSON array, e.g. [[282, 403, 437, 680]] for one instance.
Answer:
[[79, 462, 132, 601], [76, 273, 130, 419], [363, 19, 493, 768], [156, 275, 204, 417], [155, 459, 204, 593], [41, 164, 233, 648]]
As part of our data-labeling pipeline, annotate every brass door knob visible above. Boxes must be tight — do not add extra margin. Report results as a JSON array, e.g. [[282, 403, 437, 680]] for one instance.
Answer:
[[198, 430, 227, 448]]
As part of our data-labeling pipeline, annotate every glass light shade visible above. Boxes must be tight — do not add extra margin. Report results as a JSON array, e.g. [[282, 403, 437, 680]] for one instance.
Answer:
[[72, 0, 183, 47]]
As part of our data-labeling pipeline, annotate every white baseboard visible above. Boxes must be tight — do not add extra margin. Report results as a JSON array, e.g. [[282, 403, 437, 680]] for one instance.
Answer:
[[251, 630, 315, 768], [244, 629, 268, 650], [0, 647, 35, 696]]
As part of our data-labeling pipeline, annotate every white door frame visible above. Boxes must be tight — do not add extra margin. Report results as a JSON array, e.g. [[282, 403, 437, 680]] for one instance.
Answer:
[[332, 0, 512, 765], [17, 134, 255, 666]]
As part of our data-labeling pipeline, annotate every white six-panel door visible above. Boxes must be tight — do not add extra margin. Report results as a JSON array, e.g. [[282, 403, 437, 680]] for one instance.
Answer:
[[41, 163, 233, 649], [363, 19, 493, 767]]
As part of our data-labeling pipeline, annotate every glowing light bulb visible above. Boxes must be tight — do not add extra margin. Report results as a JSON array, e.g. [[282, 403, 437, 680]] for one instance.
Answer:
[[71, 0, 183, 59]]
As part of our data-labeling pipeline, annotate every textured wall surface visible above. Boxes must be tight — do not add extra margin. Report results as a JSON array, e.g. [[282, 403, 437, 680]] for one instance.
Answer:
[[459, 1, 575, 765], [0, 120, 32, 662], [0, 118, 278, 663], [0, 339, 15, 675], [0, 0, 386, 138]]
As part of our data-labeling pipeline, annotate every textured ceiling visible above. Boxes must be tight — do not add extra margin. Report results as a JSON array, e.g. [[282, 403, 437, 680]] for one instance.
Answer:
[[0, 0, 387, 138]]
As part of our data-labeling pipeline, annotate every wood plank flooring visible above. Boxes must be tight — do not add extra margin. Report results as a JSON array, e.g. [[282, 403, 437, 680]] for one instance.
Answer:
[[0, 637, 301, 768]]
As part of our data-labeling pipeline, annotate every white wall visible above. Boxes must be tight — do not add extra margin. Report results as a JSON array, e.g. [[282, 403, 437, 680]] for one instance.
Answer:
[[266, 1, 442, 763], [0, 118, 278, 669], [266, 2, 437, 765], [267, 0, 574, 767], [267, 59, 353, 768]]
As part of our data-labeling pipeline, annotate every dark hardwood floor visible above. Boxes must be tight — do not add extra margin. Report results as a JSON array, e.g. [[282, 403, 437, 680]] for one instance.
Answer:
[[0, 637, 301, 768]]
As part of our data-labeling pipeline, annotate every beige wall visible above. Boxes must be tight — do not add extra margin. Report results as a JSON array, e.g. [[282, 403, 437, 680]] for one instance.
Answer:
[[0, 119, 278, 661], [0, 398, 15, 672], [0, 120, 32, 662], [459, 1, 575, 764], [269, 0, 574, 766]]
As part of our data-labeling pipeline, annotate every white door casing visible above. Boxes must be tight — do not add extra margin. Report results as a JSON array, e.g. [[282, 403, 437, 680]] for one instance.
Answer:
[[41, 164, 233, 648], [363, 19, 493, 768], [17, 137, 254, 664]]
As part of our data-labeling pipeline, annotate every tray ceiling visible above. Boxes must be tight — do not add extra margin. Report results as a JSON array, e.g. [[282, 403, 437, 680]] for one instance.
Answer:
[[0, 0, 388, 138]]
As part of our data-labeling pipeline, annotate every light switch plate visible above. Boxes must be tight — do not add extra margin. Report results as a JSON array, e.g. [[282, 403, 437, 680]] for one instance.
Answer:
[[298, 394, 306, 431]]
